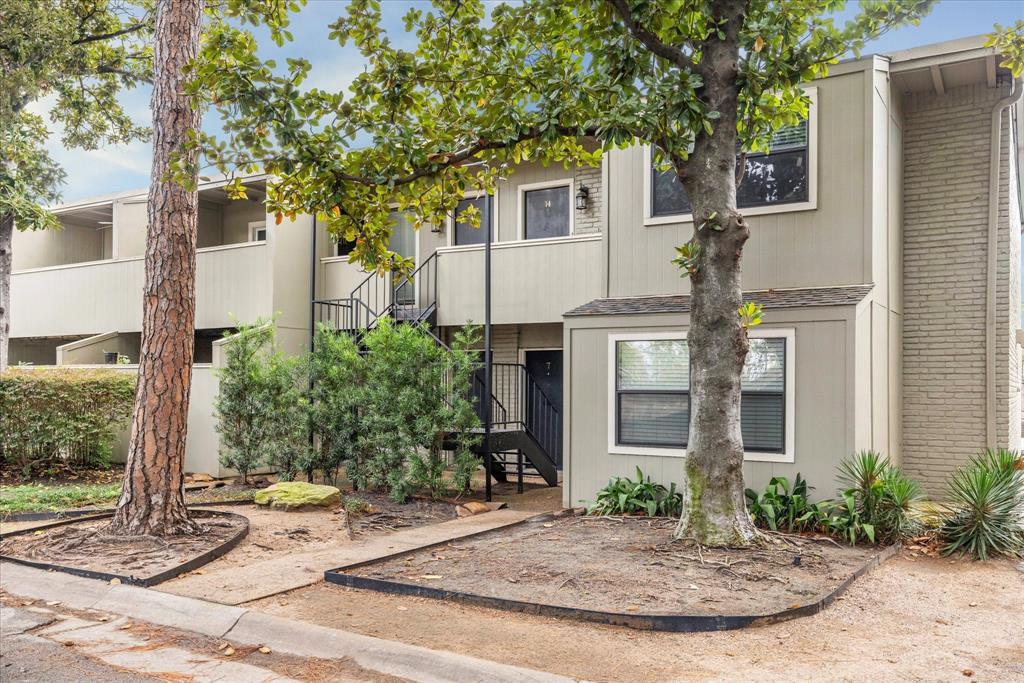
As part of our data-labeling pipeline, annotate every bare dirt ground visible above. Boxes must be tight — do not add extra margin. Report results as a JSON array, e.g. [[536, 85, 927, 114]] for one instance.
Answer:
[[250, 553, 1024, 682], [146, 492, 455, 579], [345, 515, 876, 615], [0, 511, 247, 581]]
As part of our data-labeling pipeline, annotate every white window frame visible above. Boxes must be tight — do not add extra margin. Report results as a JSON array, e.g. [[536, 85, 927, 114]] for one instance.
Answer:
[[607, 328, 796, 463], [517, 178, 575, 241], [248, 220, 267, 242], [643, 87, 818, 227], [446, 189, 498, 247]]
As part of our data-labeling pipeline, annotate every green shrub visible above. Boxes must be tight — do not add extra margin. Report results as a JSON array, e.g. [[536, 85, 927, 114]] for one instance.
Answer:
[[0, 368, 135, 477], [214, 323, 308, 483], [305, 324, 364, 485], [745, 474, 829, 533], [835, 450, 922, 544], [941, 449, 1024, 560], [587, 467, 682, 517], [352, 319, 480, 502]]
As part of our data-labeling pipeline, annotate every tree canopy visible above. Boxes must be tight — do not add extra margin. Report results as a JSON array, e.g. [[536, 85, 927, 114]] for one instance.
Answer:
[[192, 0, 939, 273], [0, 0, 152, 230]]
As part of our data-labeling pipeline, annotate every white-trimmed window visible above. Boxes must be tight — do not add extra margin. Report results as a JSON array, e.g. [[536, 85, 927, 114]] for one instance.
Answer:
[[249, 220, 267, 242], [518, 179, 574, 240], [644, 88, 817, 225], [608, 329, 795, 462], [449, 192, 495, 246]]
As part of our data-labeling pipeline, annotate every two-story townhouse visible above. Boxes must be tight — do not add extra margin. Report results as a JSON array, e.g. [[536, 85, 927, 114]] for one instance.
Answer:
[[560, 36, 1022, 504], [11, 36, 1021, 503], [8, 176, 316, 473]]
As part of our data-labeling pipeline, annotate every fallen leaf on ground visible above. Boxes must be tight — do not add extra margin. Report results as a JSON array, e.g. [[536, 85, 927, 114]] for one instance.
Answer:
[[397, 606, 408, 611], [119, 623, 132, 630], [223, 646, 235, 656], [258, 646, 271, 654], [962, 669, 974, 677], [420, 574, 443, 579], [543, 523, 554, 528], [109, 578, 121, 585]]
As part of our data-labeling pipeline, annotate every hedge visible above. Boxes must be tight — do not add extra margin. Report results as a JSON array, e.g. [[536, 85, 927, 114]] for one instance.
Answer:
[[0, 368, 136, 476]]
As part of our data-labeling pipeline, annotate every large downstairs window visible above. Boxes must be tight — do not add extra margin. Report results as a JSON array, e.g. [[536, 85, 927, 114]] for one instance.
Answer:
[[609, 330, 794, 462]]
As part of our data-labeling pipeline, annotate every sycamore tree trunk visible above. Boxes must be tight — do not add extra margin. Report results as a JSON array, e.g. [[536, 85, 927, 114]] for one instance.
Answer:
[[673, 0, 758, 547], [109, 0, 203, 536], [0, 212, 12, 372]]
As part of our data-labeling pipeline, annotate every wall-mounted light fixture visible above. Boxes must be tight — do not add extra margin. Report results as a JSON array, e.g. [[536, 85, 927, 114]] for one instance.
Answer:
[[575, 185, 590, 211]]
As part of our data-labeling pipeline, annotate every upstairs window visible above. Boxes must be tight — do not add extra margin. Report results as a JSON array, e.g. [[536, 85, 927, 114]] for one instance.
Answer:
[[452, 195, 494, 246], [249, 221, 267, 242], [651, 120, 809, 217], [521, 181, 572, 240]]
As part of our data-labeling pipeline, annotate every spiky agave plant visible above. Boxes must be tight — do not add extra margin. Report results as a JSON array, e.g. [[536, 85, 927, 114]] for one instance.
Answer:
[[941, 449, 1024, 561]]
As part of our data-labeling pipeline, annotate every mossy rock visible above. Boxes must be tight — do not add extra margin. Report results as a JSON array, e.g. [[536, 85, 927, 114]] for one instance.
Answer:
[[253, 482, 341, 511]]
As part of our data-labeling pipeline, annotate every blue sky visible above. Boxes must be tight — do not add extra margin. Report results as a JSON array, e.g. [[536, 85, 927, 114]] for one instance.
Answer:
[[36, 0, 1022, 203]]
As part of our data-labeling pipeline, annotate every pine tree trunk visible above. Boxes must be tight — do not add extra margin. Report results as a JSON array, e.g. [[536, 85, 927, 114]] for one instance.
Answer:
[[109, 0, 203, 536], [0, 212, 12, 373], [673, 0, 758, 547]]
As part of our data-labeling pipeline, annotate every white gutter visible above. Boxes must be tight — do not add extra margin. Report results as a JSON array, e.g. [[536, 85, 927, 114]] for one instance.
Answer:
[[986, 78, 1023, 445]]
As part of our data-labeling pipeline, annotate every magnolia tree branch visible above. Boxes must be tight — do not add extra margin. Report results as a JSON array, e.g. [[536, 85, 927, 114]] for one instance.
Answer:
[[606, 0, 694, 70]]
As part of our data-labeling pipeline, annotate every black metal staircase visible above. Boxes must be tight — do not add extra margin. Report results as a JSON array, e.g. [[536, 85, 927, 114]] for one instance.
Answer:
[[312, 253, 559, 489]]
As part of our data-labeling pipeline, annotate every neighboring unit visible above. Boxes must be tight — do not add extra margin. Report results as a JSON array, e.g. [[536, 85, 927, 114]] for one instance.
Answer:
[[9, 36, 1021, 500]]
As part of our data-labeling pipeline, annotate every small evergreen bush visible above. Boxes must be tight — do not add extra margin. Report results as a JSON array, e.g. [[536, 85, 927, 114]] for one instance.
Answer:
[[214, 323, 307, 483]]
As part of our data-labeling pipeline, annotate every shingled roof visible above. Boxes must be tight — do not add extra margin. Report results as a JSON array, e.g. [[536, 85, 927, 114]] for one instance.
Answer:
[[564, 284, 874, 317]]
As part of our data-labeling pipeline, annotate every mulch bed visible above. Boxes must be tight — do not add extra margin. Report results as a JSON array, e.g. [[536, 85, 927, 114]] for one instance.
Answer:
[[0, 510, 248, 584], [348, 491, 458, 535], [339, 515, 881, 618]]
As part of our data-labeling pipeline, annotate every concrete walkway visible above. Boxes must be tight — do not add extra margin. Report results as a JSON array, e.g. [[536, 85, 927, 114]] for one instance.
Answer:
[[1, 562, 577, 683], [157, 508, 539, 605]]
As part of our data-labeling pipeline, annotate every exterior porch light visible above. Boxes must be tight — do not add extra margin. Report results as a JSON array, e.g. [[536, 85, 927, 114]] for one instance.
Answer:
[[575, 185, 589, 211]]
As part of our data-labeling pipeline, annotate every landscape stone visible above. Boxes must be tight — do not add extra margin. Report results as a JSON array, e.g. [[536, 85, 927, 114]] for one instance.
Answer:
[[254, 482, 341, 510]]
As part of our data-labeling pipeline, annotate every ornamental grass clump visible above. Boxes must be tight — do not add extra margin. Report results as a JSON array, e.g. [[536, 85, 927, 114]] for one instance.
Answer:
[[940, 449, 1024, 561]]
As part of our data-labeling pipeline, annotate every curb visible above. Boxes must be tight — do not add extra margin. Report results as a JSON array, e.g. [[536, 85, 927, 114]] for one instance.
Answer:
[[0, 561, 580, 683], [0, 499, 255, 524], [325, 540, 902, 633]]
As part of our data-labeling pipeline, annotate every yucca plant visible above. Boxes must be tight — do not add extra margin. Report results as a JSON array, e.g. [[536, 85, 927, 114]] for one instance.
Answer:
[[941, 449, 1024, 560], [835, 450, 923, 544]]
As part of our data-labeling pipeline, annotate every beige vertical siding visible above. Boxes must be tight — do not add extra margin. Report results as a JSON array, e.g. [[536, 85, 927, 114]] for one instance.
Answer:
[[436, 237, 603, 326], [10, 242, 273, 338], [563, 307, 857, 507], [12, 220, 105, 270], [605, 70, 870, 298], [901, 82, 1018, 494]]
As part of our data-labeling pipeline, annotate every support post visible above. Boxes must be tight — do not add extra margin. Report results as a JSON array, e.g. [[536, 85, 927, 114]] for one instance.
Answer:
[[483, 209, 493, 503]]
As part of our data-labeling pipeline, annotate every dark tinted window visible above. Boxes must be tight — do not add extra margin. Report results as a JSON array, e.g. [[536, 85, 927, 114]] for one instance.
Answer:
[[523, 185, 570, 239], [651, 120, 809, 217], [453, 195, 493, 246]]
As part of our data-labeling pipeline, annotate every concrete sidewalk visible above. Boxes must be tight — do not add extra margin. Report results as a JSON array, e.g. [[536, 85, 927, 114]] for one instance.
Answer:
[[157, 507, 540, 605], [1, 562, 579, 683]]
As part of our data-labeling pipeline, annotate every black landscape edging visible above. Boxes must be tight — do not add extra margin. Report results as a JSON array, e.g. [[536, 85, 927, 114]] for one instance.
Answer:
[[324, 540, 901, 633], [0, 499, 255, 523], [0, 509, 249, 587]]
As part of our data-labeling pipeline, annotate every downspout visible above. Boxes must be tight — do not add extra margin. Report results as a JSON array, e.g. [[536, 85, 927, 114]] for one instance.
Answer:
[[986, 78, 1023, 446]]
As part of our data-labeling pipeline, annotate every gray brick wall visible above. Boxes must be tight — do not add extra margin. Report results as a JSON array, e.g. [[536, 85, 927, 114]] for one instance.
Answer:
[[902, 82, 1020, 494], [573, 166, 603, 235]]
